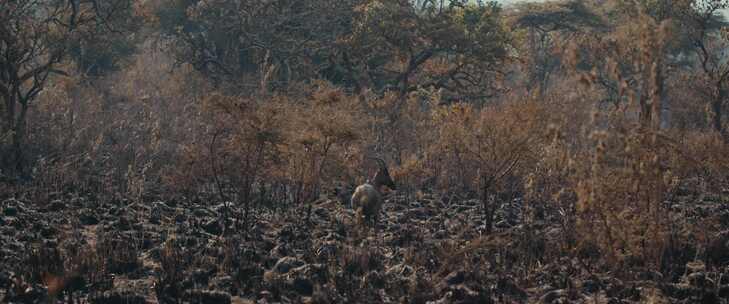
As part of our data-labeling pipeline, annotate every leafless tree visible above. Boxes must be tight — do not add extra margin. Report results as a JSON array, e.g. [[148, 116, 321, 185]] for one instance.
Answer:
[[682, 0, 729, 138], [0, 0, 132, 174]]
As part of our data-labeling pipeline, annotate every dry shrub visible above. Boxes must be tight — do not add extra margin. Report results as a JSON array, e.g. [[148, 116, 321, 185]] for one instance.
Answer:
[[670, 131, 729, 192], [23, 40, 209, 201], [163, 80, 369, 226], [391, 153, 435, 197], [24, 242, 64, 285], [282, 82, 366, 204], [548, 11, 695, 274], [428, 103, 478, 194], [156, 237, 187, 302], [197, 92, 287, 227], [373, 90, 442, 198], [95, 231, 142, 275], [24, 73, 109, 198], [101, 41, 210, 200], [525, 122, 578, 250], [428, 101, 545, 231], [523, 101, 707, 275], [667, 71, 711, 131], [573, 124, 675, 270]]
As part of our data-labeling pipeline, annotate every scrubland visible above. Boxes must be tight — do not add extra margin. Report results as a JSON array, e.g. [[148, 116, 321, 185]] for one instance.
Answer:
[[2, 1, 729, 303]]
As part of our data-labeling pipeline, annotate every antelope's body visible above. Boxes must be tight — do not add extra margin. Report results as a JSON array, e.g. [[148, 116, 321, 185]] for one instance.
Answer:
[[351, 183, 383, 226], [351, 158, 396, 228]]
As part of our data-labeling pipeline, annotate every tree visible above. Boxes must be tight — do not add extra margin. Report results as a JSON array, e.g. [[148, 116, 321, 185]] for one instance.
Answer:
[[511, 1, 604, 98], [343, 0, 511, 103], [157, 0, 359, 92], [555, 1, 676, 129], [681, 0, 729, 137], [158, 0, 512, 102], [0, 0, 133, 174]]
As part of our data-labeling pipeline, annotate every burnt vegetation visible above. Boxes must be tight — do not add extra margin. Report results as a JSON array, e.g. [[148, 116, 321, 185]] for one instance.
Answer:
[[2, 0, 729, 303]]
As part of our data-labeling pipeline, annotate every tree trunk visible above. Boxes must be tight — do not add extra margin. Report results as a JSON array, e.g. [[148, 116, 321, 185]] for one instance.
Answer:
[[639, 95, 652, 128], [12, 125, 23, 174], [481, 175, 494, 235], [711, 96, 724, 137], [242, 177, 252, 234], [2, 95, 13, 133], [0, 89, 29, 176], [651, 60, 663, 130], [2, 93, 17, 173]]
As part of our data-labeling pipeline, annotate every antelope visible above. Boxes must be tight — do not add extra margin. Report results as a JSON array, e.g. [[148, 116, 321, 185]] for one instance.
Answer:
[[350, 158, 396, 228]]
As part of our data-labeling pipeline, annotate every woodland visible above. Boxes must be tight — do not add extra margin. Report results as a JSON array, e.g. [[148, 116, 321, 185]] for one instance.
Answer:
[[2, 0, 729, 303]]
